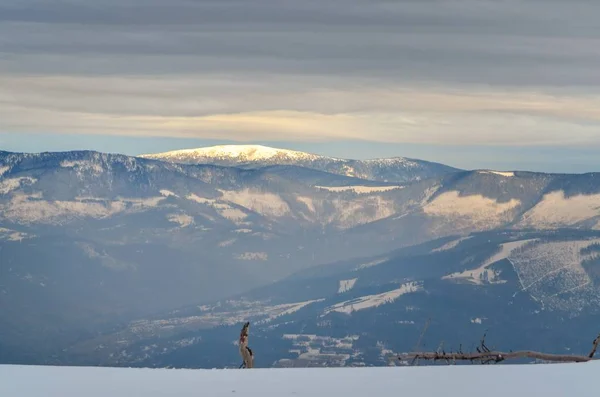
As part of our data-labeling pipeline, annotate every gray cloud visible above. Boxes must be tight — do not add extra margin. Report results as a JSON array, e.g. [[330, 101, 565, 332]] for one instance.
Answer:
[[2, 0, 600, 84], [0, 0, 599, 145]]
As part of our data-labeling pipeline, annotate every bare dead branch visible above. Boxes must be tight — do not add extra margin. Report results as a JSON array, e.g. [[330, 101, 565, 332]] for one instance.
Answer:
[[401, 350, 593, 363], [480, 331, 491, 353], [437, 341, 445, 354], [411, 318, 431, 366], [414, 318, 431, 352], [401, 331, 600, 365], [589, 333, 600, 359]]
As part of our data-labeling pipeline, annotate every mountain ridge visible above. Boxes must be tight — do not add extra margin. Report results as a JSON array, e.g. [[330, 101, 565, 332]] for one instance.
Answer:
[[138, 144, 462, 183], [140, 144, 333, 162], [4, 148, 600, 366]]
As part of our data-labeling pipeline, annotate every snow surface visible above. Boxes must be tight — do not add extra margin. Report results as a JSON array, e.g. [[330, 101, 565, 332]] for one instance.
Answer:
[[363, 157, 419, 167], [1, 362, 598, 397], [324, 282, 421, 315], [218, 207, 249, 222], [218, 238, 236, 247], [509, 239, 600, 311], [278, 334, 359, 366], [235, 252, 268, 261], [144, 299, 325, 331], [479, 170, 515, 177], [218, 189, 291, 218], [141, 144, 324, 162], [329, 196, 396, 229], [316, 185, 403, 194], [60, 160, 104, 174], [289, 194, 398, 228], [167, 213, 194, 228], [186, 193, 214, 204], [0, 177, 36, 194], [443, 239, 537, 285], [338, 278, 358, 293], [355, 257, 388, 270], [424, 191, 521, 228], [295, 196, 316, 213], [1, 194, 166, 224], [140, 145, 426, 173], [518, 191, 600, 229], [0, 227, 32, 242], [160, 189, 179, 198], [259, 299, 325, 322], [432, 236, 473, 253], [187, 193, 249, 222], [234, 228, 253, 233], [0, 165, 9, 177]]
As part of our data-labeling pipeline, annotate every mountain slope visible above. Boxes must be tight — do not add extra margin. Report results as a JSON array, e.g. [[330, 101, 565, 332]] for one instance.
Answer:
[[0, 149, 443, 363], [139, 144, 462, 183], [4, 149, 600, 366], [81, 230, 600, 368]]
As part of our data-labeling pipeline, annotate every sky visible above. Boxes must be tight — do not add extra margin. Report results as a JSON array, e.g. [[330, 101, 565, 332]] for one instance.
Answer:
[[1, 0, 600, 172]]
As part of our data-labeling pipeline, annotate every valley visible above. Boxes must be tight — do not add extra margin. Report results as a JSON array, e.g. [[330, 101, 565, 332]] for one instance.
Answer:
[[56, 230, 600, 368]]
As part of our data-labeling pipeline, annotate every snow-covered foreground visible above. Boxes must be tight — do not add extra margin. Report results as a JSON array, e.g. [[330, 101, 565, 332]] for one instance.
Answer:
[[1, 362, 598, 396]]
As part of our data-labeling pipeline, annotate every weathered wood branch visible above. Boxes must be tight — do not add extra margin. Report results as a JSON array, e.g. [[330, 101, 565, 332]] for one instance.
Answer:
[[411, 317, 431, 366], [401, 350, 593, 364], [399, 331, 600, 365], [588, 333, 600, 358]]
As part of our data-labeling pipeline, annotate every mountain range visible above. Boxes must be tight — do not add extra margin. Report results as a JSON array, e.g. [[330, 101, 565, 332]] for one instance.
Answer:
[[2, 145, 600, 366], [139, 144, 461, 183]]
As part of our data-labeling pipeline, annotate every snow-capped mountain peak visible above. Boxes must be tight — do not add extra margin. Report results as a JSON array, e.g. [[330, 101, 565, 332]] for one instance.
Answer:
[[140, 144, 324, 163], [139, 144, 461, 183]]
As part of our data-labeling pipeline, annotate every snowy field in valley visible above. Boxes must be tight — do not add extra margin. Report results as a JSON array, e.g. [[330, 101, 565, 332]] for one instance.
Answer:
[[1, 362, 598, 397]]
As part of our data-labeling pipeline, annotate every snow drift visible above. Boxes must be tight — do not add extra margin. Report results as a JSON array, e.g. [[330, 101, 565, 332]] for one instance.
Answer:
[[1, 362, 598, 397]]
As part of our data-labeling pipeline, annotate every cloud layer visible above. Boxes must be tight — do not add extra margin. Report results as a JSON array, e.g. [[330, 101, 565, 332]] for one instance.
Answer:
[[1, 0, 599, 145]]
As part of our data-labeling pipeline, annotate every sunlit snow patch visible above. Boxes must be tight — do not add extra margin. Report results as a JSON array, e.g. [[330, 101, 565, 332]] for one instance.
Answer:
[[141, 144, 325, 162], [478, 170, 515, 177], [355, 258, 388, 270], [424, 191, 521, 228], [519, 191, 600, 229], [60, 160, 104, 174], [160, 190, 179, 198], [167, 213, 194, 227], [0, 227, 32, 242], [324, 282, 422, 315], [187, 193, 249, 222], [443, 239, 537, 284], [0, 177, 37, 195], [338, 278, 358, 293], [218, 188, 290, 218], [432, 236, 473, 253], [1, 194, 167, 224], [235, 252, 268, 261], [316, 185, 403, 194]]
